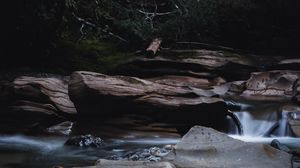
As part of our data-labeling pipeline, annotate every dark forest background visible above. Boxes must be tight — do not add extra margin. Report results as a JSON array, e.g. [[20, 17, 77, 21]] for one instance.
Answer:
[[2, 0, 300, 74]]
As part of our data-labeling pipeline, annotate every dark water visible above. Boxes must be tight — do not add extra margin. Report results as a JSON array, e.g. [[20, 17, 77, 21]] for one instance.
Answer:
[[0, 98, 300, 168], [0, 135, 179, 168]]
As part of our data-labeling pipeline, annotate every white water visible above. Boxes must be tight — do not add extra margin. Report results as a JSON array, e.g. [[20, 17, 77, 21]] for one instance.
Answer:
[[229, 99, 293, 137], [0, 135, 65, 152], [235, 111, 277, 136]]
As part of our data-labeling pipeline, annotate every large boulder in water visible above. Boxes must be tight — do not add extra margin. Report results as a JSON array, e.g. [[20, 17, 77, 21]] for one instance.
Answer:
[[68, 71, 227, 125], [163, 126, 292, 168]]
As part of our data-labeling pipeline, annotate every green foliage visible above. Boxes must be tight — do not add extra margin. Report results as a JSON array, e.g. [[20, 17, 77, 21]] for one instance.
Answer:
[[46, 40, 135, 74], [3, 0, 300, 73]]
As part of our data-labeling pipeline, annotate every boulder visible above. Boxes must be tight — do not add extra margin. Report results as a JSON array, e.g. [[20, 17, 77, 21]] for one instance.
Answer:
[[241, 71, 300, 100], [148, 75, 226, 89], [13, 76, 77, 115], [164, 126, 292, 168], [0, 75, 77, 132], [68, 71, 227, 125], [73, 159, 175, 168]]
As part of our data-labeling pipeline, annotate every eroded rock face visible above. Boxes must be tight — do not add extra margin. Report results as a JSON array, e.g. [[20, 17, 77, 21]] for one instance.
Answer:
[[69, 71, 227, 125], [148, 75, 226, 89], [241, 71, 300, 100], [13, 76, 77, 115], [163, 126, 292, 168], [65, 134, 103, 147], [0, 75, 77, 132], [113, 50, 259, 81]]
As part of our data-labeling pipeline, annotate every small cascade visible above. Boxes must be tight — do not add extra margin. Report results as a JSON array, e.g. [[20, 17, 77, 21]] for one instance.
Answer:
[[235, 111, 277, 136], [227, 99, 293, 137], [276, 111, 290, 136]]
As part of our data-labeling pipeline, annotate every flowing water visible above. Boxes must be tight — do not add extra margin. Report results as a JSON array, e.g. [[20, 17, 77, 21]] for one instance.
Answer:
[[0, 135, 180, 168], [226, 98, 294, 137], [0, 98, 300, 168]]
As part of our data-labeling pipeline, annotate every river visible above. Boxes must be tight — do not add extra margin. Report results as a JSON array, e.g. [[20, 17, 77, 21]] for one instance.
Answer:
[[0, 97, 299, 168]]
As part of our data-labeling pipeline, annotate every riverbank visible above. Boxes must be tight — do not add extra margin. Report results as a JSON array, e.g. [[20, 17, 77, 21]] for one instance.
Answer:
[[1, 47, 300, 167]]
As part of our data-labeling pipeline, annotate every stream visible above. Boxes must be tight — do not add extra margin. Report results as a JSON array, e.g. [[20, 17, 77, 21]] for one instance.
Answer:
[[0, 98, 300, 168]]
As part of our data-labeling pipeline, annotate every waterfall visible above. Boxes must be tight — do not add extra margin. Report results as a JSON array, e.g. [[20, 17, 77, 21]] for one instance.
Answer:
[[276, 111, 289, 136], [235, 111, 277, 136], [227, 99, 293, 137]]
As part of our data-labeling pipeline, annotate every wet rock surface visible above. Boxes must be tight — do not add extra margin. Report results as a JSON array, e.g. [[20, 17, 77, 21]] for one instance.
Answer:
[[65, 134, 103, 148], [164, 126, 292, 168]]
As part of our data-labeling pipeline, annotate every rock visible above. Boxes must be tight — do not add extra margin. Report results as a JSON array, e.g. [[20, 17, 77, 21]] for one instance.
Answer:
[[46, 121, 73, 135], [270, 139, 291, 153], [69, 71, 227, 125], [164, 126, 292, 168], [73, 159, 176, 168], [241, 71, 300, 100], [148, 75, 226, 89], [13, 75, 77, 115], [0, 75, 77, 131], [113, 49, 259, 81], [65, 134, 103, 147], [124, 146, 172, 162], [10, 100, 63, 119]]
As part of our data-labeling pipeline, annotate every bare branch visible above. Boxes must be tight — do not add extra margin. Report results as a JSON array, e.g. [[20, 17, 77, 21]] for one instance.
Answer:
[[137, 10, 176, 16]]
